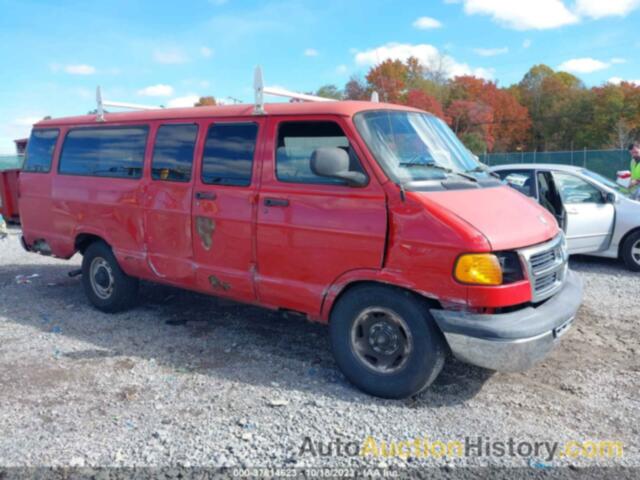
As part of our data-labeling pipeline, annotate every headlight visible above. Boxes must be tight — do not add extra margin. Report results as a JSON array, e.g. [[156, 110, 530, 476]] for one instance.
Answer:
[[454, 254, 503, 286]]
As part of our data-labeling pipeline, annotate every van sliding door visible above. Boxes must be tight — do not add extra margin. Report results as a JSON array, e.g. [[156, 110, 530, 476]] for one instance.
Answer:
[[191, 120, 265, 301]]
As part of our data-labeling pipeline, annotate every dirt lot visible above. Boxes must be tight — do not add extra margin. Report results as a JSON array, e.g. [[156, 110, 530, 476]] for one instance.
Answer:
[[0, 225, 638, 471]]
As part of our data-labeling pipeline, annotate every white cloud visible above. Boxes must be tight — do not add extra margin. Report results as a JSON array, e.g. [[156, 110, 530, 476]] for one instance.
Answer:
[[473, 47, 509, 56], [610, 57, 627, 64], [304, 48, 319, 57], [137, 84, 174, 97], [200, 46, 213, 58], [353, 42, 494, 79], [558, 57, 610, 73], [609, 77, 640, 86], [457, 0, 579, 30], [575, 0, 640, 18], [153, 48, 189, 64], [13, 116, 44, 126], [167, 95, 200, 108], [412, 16, 443, 29], [452, 0, 639, 30], [64, 64, 96, 75], [336, 64, 349, 75], [523, 39, 532, 48]]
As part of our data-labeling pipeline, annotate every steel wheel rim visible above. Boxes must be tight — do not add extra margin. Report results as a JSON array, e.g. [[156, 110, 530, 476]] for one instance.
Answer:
[[632, 240, 640, 265], [350, 307, 413, 374], [90, 257, 115, 300]]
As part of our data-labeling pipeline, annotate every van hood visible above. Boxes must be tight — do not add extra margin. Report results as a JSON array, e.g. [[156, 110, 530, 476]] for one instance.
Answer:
[[413, 186, 559, 251]]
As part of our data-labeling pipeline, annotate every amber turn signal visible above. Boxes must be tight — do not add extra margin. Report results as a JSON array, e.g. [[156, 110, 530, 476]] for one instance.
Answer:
[[454, 254, 503, 286]]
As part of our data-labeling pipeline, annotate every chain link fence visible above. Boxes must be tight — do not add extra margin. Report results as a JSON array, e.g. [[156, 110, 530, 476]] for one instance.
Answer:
[[0, 155, 22, 171], [479, 149, 629, 180]]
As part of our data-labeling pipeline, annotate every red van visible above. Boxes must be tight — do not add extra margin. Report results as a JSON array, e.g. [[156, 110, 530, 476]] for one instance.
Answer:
[[19, 100, 582, 398]]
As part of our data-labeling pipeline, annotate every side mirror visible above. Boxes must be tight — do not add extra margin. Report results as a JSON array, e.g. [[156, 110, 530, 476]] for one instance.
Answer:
[[310, 148, 367, 187], [604, 192, 617, 204]]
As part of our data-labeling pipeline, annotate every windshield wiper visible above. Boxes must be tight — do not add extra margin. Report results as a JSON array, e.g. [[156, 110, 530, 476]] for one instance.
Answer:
[[400, 163, 479, 183], [466, 165, 500, 179]]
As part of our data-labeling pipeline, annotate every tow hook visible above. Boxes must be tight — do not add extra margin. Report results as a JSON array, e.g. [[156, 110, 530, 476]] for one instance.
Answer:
[[68, 269, 82, 278]]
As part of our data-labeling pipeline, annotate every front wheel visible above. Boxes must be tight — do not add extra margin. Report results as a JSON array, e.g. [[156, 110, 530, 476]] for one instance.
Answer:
[[622, 231, 640, 272], [82, 241, 139, 312], [330, 285, 446, 399]]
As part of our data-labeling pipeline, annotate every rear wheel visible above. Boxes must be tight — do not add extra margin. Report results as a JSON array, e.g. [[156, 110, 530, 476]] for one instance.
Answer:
[[622, 231, 640, 272], [82, 241, 139, 312], [330, 285, 446, 399]]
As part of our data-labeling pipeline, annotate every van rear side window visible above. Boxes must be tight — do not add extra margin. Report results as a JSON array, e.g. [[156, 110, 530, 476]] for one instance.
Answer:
[[23, 129, 59, 173], [59, 126, 148, 179], [201, 123, 258, 186], [152, 124, 198, 182]]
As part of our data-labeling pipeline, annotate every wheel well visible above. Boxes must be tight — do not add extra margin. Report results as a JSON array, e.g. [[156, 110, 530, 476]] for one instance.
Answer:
[[618, 227, 640, 258], [75, 234, 106, 254], [327, 280, 441, 321]]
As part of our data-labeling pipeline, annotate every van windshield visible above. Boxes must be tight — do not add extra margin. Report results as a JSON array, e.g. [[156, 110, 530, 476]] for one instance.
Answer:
[[354, 111, 482, 184]]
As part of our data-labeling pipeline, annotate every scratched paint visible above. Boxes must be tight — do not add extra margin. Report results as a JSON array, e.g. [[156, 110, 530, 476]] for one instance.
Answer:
[[209, 275, 231, 291], [195, 216, 215, 250]]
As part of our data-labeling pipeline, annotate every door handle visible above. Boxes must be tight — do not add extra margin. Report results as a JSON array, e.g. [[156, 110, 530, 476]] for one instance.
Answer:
[[195, 191, 217, 201], [264, 197, 289, 207], [566, 208, 578, 215]]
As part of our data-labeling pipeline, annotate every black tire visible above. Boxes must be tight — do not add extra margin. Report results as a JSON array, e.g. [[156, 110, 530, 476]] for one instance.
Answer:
[[621, 231, 640, 272], [81, 241, 139, 312], [330, 285, 446, 399]]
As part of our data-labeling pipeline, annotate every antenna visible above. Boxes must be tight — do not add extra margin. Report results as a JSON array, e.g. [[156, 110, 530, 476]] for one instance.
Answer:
[[371, 91, 380, 103], [96, 86, 105, 122], [254, 66, 265, 115]]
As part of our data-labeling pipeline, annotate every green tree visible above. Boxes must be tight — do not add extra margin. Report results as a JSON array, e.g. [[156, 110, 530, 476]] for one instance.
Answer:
[[315, 85, 343, 100]]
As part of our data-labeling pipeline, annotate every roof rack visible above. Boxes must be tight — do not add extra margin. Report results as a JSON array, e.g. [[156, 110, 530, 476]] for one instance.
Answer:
[[95, 86, 162, 122], [253, 66, 337, 115]]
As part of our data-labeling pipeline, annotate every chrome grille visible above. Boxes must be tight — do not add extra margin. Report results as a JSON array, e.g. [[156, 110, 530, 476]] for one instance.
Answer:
[[519, 234, 568, 303], [530, 250, 556, 270]]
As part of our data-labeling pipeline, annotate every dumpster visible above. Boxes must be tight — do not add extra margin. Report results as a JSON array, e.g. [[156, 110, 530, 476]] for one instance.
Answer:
[[0, 169, 20, 223]]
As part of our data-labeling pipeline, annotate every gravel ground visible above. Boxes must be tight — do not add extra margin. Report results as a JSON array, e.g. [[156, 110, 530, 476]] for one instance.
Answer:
[[0, 225, 638, 472]]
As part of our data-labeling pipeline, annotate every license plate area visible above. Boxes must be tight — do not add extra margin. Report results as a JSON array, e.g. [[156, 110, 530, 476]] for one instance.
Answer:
[[554, 317, 574, 339]]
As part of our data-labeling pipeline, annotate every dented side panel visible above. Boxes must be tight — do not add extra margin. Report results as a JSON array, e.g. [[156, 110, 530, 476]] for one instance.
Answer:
[[190, 117, 265, 302]]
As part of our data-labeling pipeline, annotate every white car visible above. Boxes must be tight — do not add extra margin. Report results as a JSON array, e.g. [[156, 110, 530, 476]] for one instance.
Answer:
[[491, 164, 640, 271]]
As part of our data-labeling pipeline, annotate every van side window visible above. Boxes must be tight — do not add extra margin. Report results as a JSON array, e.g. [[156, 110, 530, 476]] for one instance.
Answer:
[[152, 124, 198, 182], [276, 121, 365, 185], [59, 126, 148, 179], [23, 129, 59, 173], [201, 123, 258, 186]]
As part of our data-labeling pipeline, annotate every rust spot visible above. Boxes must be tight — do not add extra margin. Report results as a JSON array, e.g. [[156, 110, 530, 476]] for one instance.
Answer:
[[209, 275, 231, 291], [195, 216, 215, 250]]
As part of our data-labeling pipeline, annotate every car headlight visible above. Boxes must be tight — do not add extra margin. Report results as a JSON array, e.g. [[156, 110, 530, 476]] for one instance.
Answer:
[[454, 254, 503, 286]]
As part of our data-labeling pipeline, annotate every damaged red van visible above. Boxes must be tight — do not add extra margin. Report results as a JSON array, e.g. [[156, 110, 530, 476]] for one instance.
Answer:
[[19, 99, 583, 398]]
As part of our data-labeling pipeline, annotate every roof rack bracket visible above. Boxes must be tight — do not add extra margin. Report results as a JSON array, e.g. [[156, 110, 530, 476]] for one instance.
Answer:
[[253, 66, 266, 115], [95, 86, 162, 121], [96, 86, 105, 122]]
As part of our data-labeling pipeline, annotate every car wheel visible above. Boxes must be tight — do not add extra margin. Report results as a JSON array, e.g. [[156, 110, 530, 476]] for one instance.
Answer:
[[622, 231, 640, 272], [330, 285, 446, 399], [82, 241, 139, 312]]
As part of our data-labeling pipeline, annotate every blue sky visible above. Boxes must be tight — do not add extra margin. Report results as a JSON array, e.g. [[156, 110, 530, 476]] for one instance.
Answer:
[[1, 0, 639, 153]]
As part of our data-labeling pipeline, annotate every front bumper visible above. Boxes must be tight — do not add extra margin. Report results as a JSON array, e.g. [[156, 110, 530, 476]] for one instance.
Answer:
[[430, 270, 583, 372]]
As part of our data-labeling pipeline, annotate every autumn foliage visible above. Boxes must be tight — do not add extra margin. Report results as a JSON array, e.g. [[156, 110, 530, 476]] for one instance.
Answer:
[[312, 57, 640, 154]]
